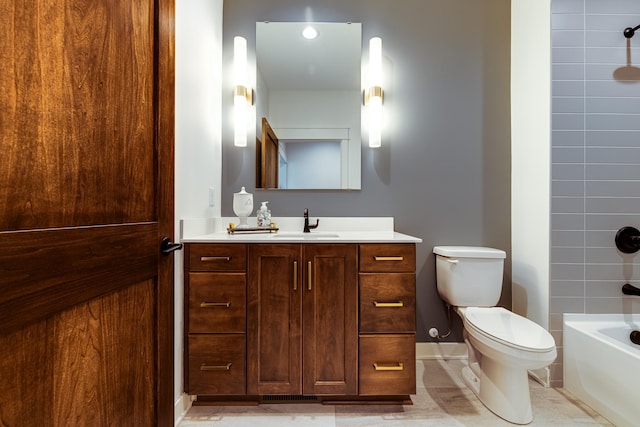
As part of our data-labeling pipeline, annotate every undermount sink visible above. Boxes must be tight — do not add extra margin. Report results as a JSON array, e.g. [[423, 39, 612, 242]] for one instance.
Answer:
[[272, 232, 340, 239]]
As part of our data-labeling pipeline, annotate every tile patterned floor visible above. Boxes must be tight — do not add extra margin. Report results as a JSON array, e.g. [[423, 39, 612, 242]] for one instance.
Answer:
[[178, 359, 612, 426]]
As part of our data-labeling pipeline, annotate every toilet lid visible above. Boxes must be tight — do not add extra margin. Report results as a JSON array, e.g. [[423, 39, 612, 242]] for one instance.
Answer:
[[462, 307, 555, 352]]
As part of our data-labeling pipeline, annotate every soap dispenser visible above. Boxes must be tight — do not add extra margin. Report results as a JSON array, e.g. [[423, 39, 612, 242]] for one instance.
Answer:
[[257, 201, 271, 227]]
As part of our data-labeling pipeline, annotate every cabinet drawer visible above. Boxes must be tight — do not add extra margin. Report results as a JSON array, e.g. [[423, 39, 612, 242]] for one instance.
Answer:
[[359, 244, 415, 273], [359, 273, 416, 333], [189, 273, 246, 333], [188, 334, 246, 395], [188, 244, 246, 272], [359, 334, 416, 396]]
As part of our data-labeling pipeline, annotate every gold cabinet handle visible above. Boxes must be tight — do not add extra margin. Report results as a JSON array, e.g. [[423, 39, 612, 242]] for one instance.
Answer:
[[200, 256, 232, 262], [200, 302, 231, 308], [293, 261, 298, 291], [200, 363, 232, 371], [307, 261, 312, 291], [373, 256, 404, 261], [373, 301, 404, 308], [373, 362, 404, 371]]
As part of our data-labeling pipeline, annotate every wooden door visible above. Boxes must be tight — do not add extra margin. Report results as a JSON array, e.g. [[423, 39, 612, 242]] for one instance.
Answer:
[[247, 244, 302, 395], [257, 117, 279, 189], [0, 1, 175, 426], [303, 244, 358, 396]]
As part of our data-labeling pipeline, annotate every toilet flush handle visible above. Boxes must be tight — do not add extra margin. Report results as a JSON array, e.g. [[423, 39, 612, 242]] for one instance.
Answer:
[[447, 258, 459, 264]]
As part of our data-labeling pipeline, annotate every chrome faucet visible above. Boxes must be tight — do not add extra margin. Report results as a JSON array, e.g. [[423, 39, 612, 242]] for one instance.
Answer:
[[303, 208, 319, 233]]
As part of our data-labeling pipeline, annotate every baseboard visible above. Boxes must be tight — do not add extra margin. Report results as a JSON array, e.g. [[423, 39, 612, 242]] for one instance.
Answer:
[[416, 342, 468, 360], [528, 367, 551, 387], [174, 393, 192, 425]]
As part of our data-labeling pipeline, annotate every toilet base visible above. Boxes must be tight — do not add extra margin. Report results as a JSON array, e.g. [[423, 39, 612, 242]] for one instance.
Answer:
[[461, 359, 533, 425]]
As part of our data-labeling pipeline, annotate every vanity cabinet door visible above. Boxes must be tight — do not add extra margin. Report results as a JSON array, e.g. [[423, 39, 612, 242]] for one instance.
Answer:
[[247, 244, 302, 395], [303, 244, 358, 396], [247, 243, 358, 397]]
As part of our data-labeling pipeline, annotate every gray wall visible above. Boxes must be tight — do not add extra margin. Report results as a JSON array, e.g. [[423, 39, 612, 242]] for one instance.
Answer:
[[551, 0, 640, 385], [222, 0, 511, 342]]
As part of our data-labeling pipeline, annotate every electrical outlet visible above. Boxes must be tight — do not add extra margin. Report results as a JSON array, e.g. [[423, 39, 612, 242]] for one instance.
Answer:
[[209, 187, 215, 207]]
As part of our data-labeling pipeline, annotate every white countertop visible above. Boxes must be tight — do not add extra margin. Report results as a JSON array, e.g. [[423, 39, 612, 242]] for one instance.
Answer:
[[181, 217, 422, 244]]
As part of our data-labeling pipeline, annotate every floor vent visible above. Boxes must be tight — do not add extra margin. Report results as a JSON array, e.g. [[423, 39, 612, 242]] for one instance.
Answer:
[[260, 395, 320, 403]]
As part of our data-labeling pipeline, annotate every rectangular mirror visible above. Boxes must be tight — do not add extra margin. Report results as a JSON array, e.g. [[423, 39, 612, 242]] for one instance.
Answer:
[[255, 22, 362, 190]]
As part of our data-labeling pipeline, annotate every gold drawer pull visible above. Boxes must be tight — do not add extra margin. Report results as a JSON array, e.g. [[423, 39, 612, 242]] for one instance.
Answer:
[[293, 261, 298, 291], [200, 363, 232, 371], [373, 256, 404, 261], [373, 362, 404, 371], [373, 301, 404, 308], [200, 302, 231, 308], [200, 256, 232, 262]]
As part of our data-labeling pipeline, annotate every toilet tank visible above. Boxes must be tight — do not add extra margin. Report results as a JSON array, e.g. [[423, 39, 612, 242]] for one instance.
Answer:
[[433, 246, 506, 307]]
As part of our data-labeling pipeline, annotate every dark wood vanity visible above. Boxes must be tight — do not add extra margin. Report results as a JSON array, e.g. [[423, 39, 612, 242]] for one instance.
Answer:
[[183, 241, 417, 404]]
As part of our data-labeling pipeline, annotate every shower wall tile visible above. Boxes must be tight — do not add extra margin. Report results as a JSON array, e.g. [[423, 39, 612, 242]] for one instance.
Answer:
[[554, 114, 586, 130], [553, 163, 584, 180], [552, 14, 585, 30], [553, 0, 583, 14], [586, 80, 640, 97], [586, 197, 640, 214], [553, 130, 584, 146], [551, 280, 585, 296], [586, 147, 640, 163], [585, 213, 640, 230], [550, 296, 585, 314], [585, 164, 640, 180], [585, 14, 640, 31], [586, 97, 640, 114], [586, 0, 640, 14], [585, 130, 640, 147], [552, 197, 584, 213], [552, 30, 585, 47], [551, 0, 640, 386], [552, 230, 585, 247], [553, 97, 584, 113], [552, 246, 585, 263], [553, 63, 585, 80], [552, 213, 585, 230], [552, 146, 584, 162], [586, 280, 632, 297], [552, 180, 584, 197], [585, 229, 616, 246], [586, 181, 640, 197], [552, 80, 585, 96]]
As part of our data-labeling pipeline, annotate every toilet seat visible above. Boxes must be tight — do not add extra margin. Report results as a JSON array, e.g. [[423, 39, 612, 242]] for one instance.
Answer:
[[459, 307, 555, 353]]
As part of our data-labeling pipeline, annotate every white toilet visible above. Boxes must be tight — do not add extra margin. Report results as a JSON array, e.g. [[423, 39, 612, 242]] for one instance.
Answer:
[[433, 246, 556, 425]]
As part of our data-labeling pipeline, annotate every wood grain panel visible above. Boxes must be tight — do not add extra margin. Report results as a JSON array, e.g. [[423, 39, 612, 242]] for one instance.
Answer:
[[359, 273, 416, 333], [358, 334, 416, 396], [0, 0, 155, 231], [0, 281, 156, 427], [359, 244, 416, 272], [247, 244, 302, 395], [303, 244, 358, 396], [0, 319, 53, 426], [53, 280, 156, 426], [188, 272, 246, 333], [188, 335, 246, 396], [0, 223, 158, 334]]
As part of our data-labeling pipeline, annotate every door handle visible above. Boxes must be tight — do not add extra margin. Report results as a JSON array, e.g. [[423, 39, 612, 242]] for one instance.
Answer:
[[160, 237, 183, 256]]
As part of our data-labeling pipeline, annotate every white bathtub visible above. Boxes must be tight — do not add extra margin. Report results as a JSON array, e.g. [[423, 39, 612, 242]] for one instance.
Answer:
[[563, 314, 640, 427]]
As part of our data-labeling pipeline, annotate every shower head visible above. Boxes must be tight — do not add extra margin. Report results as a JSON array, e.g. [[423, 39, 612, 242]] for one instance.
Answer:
[[624, 24, 640, 39]]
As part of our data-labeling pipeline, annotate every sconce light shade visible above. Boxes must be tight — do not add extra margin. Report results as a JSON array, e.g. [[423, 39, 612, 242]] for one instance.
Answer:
[[234, 36, 252, 147], [366, 37, 383, 147]]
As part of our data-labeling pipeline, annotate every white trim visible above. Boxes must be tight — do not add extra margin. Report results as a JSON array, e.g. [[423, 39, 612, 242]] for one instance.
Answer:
[[174, 393, 191, 426], [416, 342, 468, 360]]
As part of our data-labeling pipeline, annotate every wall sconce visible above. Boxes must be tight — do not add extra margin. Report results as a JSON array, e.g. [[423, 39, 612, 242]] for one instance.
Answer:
[[234, 36, 252, 147], [365, 37, 383, 147]]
